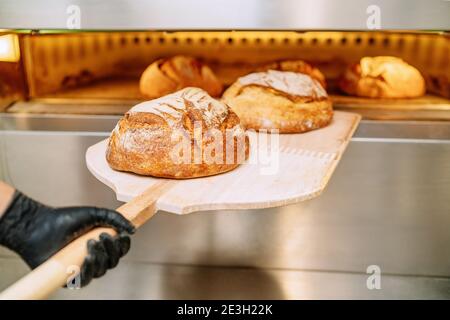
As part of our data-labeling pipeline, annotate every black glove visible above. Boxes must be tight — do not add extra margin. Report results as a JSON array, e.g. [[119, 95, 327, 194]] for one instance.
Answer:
[[0, 191, 135, 287]]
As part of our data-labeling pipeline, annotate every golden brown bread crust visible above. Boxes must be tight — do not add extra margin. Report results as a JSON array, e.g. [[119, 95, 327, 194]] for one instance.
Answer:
[[106, 88, 249, 179], [222, 70, 333, 134], [339, 56, 426, 98], [139, 56, 223, 99], [257, 60, 327, 89]]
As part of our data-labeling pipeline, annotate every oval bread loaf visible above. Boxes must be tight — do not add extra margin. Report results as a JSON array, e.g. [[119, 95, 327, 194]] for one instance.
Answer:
[[222, 70, 333, 133], [140, 56, 223, 99], [339, 56, 425, 98]]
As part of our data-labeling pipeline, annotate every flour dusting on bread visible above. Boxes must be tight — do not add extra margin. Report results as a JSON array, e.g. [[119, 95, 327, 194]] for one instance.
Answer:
[[222, 70, 333, 133], [238, 70, 327, 98], [130, 87, 229, 126], [107, 87, 249, 178]]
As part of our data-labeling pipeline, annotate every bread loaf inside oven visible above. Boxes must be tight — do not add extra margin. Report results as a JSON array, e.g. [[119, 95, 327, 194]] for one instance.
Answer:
[[139, 55, 223, 99], [339, 56, 426, 98]]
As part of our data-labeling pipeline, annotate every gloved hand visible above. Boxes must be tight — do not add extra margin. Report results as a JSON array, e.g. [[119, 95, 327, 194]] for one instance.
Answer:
[[0, 191, 135, 287]]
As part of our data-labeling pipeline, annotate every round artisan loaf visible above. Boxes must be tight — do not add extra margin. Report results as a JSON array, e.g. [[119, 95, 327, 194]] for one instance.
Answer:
[[222, 70, 333, 133], [139, 55, 223, 99], [106, 87, 249, 179], [339, 56, 425, 98]]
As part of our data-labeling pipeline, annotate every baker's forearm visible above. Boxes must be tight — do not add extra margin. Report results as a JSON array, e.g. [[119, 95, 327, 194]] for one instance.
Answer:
[[0, 181, 15, 218]]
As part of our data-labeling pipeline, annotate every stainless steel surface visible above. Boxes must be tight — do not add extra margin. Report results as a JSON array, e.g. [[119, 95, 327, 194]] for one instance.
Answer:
[[354, 120, 450, 140], [0, 0, 449, 30], [2, 113, 450, 140], [1, 114, 450, 299], [0, 113, 122, 132], [1, 257, 449, 299]]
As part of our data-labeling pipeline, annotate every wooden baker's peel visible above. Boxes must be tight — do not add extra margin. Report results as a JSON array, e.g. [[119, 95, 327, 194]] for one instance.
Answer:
[[0, 111, 360, 299]]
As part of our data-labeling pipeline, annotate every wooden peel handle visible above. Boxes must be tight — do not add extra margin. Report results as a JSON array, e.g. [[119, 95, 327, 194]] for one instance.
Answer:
[[0, 182, 171, 300], [0, 227, 120, 300]]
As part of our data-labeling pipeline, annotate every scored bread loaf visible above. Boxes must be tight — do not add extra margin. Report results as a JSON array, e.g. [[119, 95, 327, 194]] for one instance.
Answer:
[[222, 70, 333, 133], [139, 55, 223, 99], [257, 60, 327, 88], [107, 87, 249, 179], [339, 56, 426, 98]]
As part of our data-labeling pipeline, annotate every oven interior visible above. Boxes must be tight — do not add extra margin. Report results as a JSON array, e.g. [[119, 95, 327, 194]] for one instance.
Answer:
[[0, 30, 449, 120]]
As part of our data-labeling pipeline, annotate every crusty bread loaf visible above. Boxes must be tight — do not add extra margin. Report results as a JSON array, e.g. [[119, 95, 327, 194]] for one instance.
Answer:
[[339, 56, 426, 98], [107, 87, 249, 179], [257, 60, 327, 88], [139, 55, 223, 99], [222, 70, 333, 133]]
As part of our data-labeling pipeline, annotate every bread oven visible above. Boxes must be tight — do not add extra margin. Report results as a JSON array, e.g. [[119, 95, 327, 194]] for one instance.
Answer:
[[1, 0, 450, 299], [1, 30, 449, 118]]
